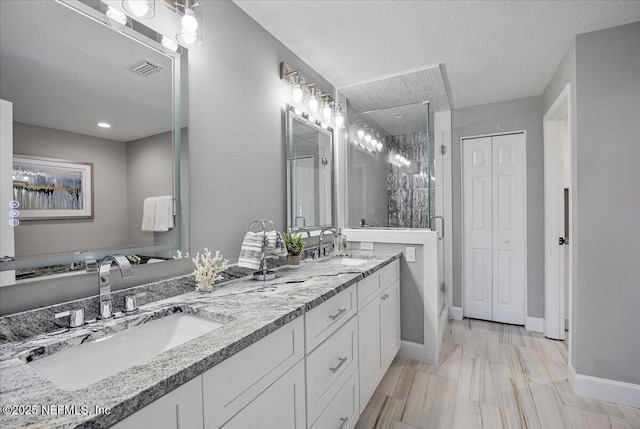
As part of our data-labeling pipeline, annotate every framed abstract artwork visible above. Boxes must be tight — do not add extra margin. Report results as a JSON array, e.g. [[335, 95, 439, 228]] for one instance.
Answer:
[[12, 155, 94, 220]]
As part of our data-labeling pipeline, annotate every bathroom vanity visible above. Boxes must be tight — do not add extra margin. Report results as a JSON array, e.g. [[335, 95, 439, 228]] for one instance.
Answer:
[[0, 253, 401, 428]]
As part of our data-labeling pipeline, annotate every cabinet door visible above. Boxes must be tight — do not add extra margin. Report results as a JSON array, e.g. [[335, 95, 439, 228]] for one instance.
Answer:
[[381, 280, 400, 370], [219, 360, 306, 429], [111, 376, 203, 429], [358, 296, 381, 413]]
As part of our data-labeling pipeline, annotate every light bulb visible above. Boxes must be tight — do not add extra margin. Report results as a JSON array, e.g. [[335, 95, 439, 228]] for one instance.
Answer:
[[292, 85, 303, 103], [106, 7, 127, 26], [308, 94, 319, 112], [161, 36, 178, 52], [321, 123, 328, 129], [294, 107, 302, 116], [179, 31, 198, 45], [357, 130, 365, 139], [96, 122, 112, 128], [126, 1, 149, 17], [364, 134, 371, 142], [182, 9, 198, 33], [334, 111, 344, 128], [376, 142, 383, 151], [308, 116, 316, 123], [322, 103, 332, 120]]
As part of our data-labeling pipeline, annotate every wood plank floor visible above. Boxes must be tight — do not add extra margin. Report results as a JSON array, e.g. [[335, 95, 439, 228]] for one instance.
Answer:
[[356, 318, 640, 429]]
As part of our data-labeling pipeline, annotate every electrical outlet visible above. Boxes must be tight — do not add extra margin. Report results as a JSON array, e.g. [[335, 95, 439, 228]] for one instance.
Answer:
[[405, 247, 416, 262], [360, 242, 374, 251]]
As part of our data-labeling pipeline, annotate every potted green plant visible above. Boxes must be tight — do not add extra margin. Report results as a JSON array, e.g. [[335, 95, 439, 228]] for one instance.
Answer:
[[283, 230, 305, 266]]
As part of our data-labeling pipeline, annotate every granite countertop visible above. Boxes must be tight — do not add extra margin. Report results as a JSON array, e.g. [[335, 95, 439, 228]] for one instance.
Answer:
[[0, 252, 401, 428]]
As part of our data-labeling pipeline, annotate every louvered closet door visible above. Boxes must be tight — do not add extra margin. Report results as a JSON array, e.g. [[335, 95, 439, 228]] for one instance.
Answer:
[[463, 134, 525, 325]]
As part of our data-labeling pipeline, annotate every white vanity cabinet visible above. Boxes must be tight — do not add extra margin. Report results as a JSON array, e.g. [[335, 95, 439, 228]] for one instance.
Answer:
[[202, 317, 305, 428], [358, 260, 401, 413], [111, 375, 204, 429]]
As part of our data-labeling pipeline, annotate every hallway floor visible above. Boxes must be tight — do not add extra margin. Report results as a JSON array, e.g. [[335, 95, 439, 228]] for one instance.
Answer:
[[355, 319, 640, 429]]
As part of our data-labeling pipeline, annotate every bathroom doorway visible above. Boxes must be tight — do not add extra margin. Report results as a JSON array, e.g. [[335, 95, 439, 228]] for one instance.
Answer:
[[543, 84, 572, 344]]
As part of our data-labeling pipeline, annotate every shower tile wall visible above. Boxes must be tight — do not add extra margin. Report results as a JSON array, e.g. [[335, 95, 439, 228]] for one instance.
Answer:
[[387, 129, 435, 228]]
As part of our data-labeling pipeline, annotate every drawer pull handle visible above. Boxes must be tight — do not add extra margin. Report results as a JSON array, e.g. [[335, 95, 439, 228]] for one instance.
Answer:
[[381, 293, 389, 300], [330, 357, 348, 373], [329, 308, 347, 320], [338, 416, 349, 429]]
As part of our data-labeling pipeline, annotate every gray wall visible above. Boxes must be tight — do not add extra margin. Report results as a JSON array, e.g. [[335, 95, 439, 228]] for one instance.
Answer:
[[13, 123, 129, 255], [451, 96, 545, 318], [126, 130, 174, 249], [188, 1, 335, 261], [573, 22, 640, 384]]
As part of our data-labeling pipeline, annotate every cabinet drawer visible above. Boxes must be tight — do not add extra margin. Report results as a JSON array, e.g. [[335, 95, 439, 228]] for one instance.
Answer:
[[203, 317, 304, 428], [310, 370, 359, 429], [305, 287, 356, 353], [306, 315, 358, 426], [357, 272, 381, 308], [380, 259, 400, 289]]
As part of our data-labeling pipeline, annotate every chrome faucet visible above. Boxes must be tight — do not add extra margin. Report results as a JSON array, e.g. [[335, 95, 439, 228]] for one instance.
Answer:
[[319, 227, 338, 257], [98, 255, 133, 319]]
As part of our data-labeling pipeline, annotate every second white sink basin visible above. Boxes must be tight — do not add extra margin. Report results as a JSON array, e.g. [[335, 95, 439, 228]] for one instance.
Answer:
[[29, 313, 224, 391]]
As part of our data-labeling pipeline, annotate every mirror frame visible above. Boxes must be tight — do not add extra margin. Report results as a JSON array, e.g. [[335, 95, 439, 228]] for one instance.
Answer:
[[284, 105, 335, 234], [0, 0, 184, 274]]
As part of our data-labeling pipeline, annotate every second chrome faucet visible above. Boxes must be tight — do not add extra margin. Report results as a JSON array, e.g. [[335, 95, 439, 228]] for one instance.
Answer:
[[98, 255, 133, 319]]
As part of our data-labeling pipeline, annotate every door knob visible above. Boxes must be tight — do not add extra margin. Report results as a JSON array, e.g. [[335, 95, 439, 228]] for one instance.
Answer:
[[559, 237, 568, 245]]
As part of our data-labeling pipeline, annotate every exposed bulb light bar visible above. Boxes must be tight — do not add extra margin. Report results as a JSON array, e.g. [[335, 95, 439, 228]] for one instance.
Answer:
[[357, 130, 365, 139], [161, 36, 179, 52]]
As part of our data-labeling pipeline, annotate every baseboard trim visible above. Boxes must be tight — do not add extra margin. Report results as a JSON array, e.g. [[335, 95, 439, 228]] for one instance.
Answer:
[[450, 306, 463, 320], [525, 316, 544, 333], [569, 364, 640, 408], [399, 340, 425, 362]]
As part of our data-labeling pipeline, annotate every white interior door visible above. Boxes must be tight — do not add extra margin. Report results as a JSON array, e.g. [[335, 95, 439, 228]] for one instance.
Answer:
[[491, 134, 526, 324], [463, 133, 526, 325], [463, 137, 493, 320]]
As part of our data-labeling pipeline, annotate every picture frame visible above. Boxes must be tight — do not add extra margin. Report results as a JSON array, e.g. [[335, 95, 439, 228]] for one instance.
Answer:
[[12, 155, 94, 220]]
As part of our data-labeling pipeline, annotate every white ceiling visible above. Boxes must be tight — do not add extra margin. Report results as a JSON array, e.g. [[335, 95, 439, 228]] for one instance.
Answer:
[[234, 0, 640, 110], [0, 1, 180, 142]]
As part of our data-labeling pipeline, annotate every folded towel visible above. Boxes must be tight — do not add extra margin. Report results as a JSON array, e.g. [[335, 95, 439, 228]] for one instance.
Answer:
[[154, 196, 174, 232], [141, 198, 156, 231], [237, 231, 265, 270]]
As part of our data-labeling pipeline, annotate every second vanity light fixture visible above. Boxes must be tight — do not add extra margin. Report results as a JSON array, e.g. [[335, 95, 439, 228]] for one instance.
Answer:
[[280, 62, 344, 129]]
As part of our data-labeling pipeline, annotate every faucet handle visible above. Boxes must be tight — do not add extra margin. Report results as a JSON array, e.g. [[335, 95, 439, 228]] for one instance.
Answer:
[[55, 308, 85, 328], [99, 301, 113, 319], [124, 292, 146, 313]]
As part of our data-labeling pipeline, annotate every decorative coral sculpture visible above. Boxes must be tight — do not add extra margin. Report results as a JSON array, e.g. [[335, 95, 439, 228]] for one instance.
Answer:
[[191, 248, 228, 292]]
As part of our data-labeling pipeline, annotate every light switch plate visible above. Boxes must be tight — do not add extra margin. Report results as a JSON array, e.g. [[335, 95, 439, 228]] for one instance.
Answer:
[[360, 242, 374, 251], [405, 247, 416, 262]]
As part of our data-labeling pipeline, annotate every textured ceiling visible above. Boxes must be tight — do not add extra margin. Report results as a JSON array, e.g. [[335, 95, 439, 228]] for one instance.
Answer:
[[234, 0, 640, 109]]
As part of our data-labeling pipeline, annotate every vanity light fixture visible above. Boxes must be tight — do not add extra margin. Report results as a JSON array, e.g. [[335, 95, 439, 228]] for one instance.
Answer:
[[106, 6, 127, 26], [376, 142, 383, 152], [357, 129, 365, 139], [364, 133, 372, 143], [321, 97, 332, 120], [307, 86, 319, 112], [291, 75, 304, 103], [96, 122, 112, 128], [122, 0, 155, 19], [333, 104, 345, 129], [175, 0, 202, 46]]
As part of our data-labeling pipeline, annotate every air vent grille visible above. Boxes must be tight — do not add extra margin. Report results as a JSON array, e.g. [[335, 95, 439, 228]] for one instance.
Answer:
[[128, 60, 164, 76]]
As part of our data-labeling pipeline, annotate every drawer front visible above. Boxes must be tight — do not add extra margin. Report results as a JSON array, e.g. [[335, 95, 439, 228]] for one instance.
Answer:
[[357, 272, 381, 308], [380, 259, 400, 289], [306, 315, 358, 426], [310, 370, 359, 429], [203, 317, 304, 428], [305, 287, 356, 353]]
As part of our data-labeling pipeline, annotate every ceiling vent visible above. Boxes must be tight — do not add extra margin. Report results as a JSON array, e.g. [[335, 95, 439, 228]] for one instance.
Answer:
[[128, 60, 164, 76]]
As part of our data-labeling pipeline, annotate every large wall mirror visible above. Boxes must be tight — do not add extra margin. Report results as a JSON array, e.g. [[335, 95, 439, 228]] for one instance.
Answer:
[[0, 0, 187, 285], [285, 106, 334, 233]]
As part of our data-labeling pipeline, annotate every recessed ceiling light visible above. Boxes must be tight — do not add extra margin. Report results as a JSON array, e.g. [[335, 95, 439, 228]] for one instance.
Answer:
[[392, 113, 406, 119], [96, 122, 111, 128]]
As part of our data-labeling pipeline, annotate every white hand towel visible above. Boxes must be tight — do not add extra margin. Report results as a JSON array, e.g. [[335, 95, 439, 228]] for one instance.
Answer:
[[154, 196, 174, 232], [141, 197, 156, 232]]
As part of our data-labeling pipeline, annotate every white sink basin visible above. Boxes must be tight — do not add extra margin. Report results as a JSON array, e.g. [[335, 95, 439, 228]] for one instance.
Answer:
[[29, 313, 224, 391], [339, 258, 369, 266]]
